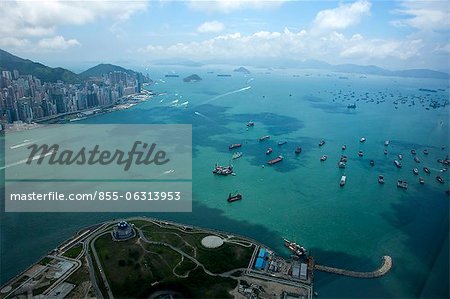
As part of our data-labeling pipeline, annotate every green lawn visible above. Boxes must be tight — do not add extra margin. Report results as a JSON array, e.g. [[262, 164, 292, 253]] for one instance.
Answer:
[[63, 244, 82, 259]]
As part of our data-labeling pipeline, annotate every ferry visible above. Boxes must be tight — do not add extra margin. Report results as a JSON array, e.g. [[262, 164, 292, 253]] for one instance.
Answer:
[[436, 176, 445, 184], [320, 155, 328, 161], [414, 156, 420, 163], [419, 177, 425, 184], [342, 145, 347, 150], [384, 149, 388, 155], [278, 141, 287, 146], [397, 180, 408, 189], [423, 149, 429, 155], [413, 168, 419, 175], [338, 161, 346, 168], [232, 152, 242, 160], [229, 143, 242, 150], [384, 140, 390, 146], [370, 160, 375, 166], [283, 239, 307, 257], [318, 140, 325, 147], [340, 175, 347, 187], [358, 150, 364, 157], [227, 192, 242, 203], [398, 154, 403, 160], [259, 135, 270, 141], [268, 155, 283, 165], [295, 147, 302, 154], [266, 147, 273, 155], [411, 149, 416, 155], [378, 175, 385, 184], [423, 167, 430, 174], [360, 137, 366, 143], [394, 160, 402, 168], [212, 164, 234, 175], [246, 121, 255, 127]]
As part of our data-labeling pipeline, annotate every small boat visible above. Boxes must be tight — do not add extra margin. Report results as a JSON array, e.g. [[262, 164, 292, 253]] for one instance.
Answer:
[[398, 154, 403, 160], [338, 161, 346, 168], [384, 149, 388, 155], [259, 135, 270, 141], [229, 143, 242, 150], [246, 121, 255, 127], [360, 137, 366, 143], [419, 177, 425, 184], [212, 164, 234, 175], [411, 149, 416, 155], [423, 167, 430, 174], [266, 147, 273, 155], [441, 168, 448, 172], [413, 168, 419, 175], [394, 160, 402, 168], [423, 149, 429, 155], [358, 150, 363, 157], [278, 141, 287, 146], [384, 140, 390, 146], [378, 175, 385, 184], [318, 140, 325, 147], [295, 147, 302, 154], [347, 103, 356, 109], [342, 145, 347, 150], [436, 176, 445, 184], [340, 175, 347, 186], [370, 160, 375, 166], [320, 155, 328, 161], [268, 155, 283, 165], [397, 180, 408, 189], [414, 156, 420, 163], [232, 152, 242, 160], [227, 192, 242, 202], [340, 155, 348, 162]]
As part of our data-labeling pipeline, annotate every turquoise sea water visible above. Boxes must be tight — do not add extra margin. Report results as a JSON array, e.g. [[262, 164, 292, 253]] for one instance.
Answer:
[[1, 66, 449, 298]]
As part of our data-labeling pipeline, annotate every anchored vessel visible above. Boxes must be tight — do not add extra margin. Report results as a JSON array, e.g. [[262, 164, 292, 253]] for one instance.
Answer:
[[295, 146, 302, 154], [397, 180, 408, 189], [319, 140, 326, 147], [259, 135, 270, 141], [394, 160, 402, 168], [384, 140, 390, 146], [227, 192, 242, 202], [320, 155, 328, 161], [284, 238, 307, 257], [232, 152, 242, 160], [268, 155, 283, 165], [246, 121, 255, 127], [423, 167, 430, 174], [266, 147, 273, 155], [378, 175, 385, 184], [229, 143, 242, 150], [413, 168, 419, 175], [340, 175, 347, 187], [213, 164, 234, 175]]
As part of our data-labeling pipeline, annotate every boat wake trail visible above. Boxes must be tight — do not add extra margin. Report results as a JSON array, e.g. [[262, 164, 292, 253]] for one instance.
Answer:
[[0, 150, 55, 170], [194, 111, 214, 122], [202, 86, 252, 105]]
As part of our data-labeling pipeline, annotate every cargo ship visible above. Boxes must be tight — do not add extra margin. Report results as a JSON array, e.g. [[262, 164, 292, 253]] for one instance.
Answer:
[[259, 135, 270, 141], [229, 143, 242, 150], [268, 155, 283, 165], [283, 239, 307, 257], [227, 192, 242, 203]]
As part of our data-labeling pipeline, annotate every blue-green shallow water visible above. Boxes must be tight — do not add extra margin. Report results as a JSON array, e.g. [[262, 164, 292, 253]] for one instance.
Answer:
[[1, 67, 449, 298]]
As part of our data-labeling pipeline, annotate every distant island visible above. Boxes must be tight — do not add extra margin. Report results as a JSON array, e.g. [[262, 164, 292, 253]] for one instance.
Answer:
[[183, 74, 202, 82], [234, 66, 251, 74]]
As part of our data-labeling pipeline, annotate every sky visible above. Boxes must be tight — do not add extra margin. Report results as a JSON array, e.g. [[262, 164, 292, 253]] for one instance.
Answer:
[[0, 0, 449, 72]]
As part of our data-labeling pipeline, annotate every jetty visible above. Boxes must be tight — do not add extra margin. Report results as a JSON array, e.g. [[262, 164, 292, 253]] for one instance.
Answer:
[[315, 255, 392, 278]]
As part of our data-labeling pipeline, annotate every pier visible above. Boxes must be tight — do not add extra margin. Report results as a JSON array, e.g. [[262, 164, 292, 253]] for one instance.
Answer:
[[315, 256, 392, 278]]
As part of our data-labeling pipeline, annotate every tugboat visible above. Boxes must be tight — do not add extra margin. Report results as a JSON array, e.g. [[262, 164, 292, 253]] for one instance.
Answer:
[[423, 149, 429, 155], [212, 164, 234, 175], [342, 145, 347, 150], [246, 121, 255, 127], [360, 137, 366, 143], [378, 175, 385, 184], [370, 160, 375, 166], [436, 176, 445, 184], [340, 175, 347, 187], [384, 140, 390, 146], [259, 135, 270, 141], [423, 167, 430, 174], [398, 154, 403, 160], [413, 168, 419, 175], [229, 143, 242, 150], [320, 155, 328, 161], [397, 180, 408, 189], [266, 147, 273, 155], [338, 161, 346, 168], [283, 239, 307, 257], [232, 152, 242, 160], [411, 149, 416, 155], [278, 141, 287, 146], [295, 146, 302, 154], [358, 150, 364, 157], [319, 140, 326, 147], [268, 155, 283, 165], [384, 149, 388, 155], [227, 192, 242, 202], [394, 160, 402, 168], [419, 177, 425, 184]]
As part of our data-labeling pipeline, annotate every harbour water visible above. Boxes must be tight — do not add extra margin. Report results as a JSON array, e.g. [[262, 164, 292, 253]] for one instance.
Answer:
[[1, 66, 449, 297]]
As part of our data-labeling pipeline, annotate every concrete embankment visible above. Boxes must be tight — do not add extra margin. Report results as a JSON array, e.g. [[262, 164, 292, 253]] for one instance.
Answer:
[[315, 256, 392, 278]]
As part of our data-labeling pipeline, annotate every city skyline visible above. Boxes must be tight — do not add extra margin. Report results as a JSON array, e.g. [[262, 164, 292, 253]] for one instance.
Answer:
[[0, 0, 449, 72]]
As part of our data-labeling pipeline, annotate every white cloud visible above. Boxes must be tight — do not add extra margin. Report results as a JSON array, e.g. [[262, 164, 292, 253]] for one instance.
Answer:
[[37, 36, 81, 50], [188, 0, 286, 13], [197, 21, 225, 33], [391, 1, 450, 31], [313, 0, 372, 30], [0, 37, 30, 49]]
